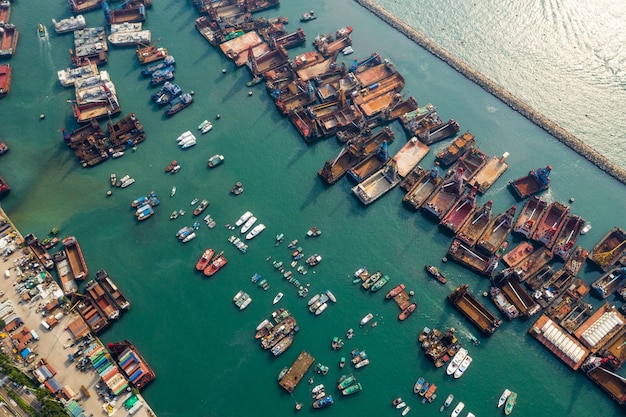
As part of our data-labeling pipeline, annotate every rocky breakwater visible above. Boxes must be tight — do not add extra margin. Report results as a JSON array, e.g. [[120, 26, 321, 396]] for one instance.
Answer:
[[355, 0, 626, 185]]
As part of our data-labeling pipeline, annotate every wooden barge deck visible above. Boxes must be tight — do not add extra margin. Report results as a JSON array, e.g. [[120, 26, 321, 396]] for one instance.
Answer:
[[499, 275, 541, 318], [447, 239, 499, 277], [392, 137, 430, 177], [456, 200, 493, 246], [279, 351, 315, 393], [448, 284, 502, 335], [470, 152, 509, 193], [512, 195, 547, 239], [529, 314, 589, 370], [514, 246, 553, 282]]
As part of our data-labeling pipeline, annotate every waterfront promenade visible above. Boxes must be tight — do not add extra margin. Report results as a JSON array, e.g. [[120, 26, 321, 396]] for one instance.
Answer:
[[0, 207, 156, 417]]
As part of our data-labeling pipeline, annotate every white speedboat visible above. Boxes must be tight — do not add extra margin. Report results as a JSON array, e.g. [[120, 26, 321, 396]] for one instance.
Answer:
[[581, 223, 592, 234], [201, 121, 213, 134], [198, 119, 210, 130], [170, 186, 176, 197], [235, 211, 253, 227], [453, 355, 472, 379], [497, 389, 512, 408], [246, 223, 266, 240], [273, 292, 284, 305], [450, 401, 465, 417], [325, 290, 337, 303], [446, 348, 468, 376], [182, 232, 196, 243], [180, 139, 196, 149], [233, 290, 244, 302], [315, 303, 328, 315], [360, 313, 373, 326], [342, 46, 354, 55], [401, 405, 410, 416], [240, 216, 257, 234], [176, 130, 194, 142], [239, 296, 252, 310], [308, 293, 321, 306]]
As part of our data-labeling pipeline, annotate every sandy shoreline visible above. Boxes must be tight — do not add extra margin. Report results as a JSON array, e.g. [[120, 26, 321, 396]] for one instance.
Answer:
[[355, 0, 626, 186]]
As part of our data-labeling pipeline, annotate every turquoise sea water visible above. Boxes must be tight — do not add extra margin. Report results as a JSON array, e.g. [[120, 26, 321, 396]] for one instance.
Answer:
[[1, 1, 625, 417]]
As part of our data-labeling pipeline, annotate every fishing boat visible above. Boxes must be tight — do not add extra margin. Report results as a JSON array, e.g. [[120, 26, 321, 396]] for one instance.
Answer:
[[370, 274, 390, 291], [449, 401, 466, 417], [360, 313, 374, 326], [425, 265, 447, 284], [195, 248, 215, 271], [312, 395, 333, 409], [165, 93, 193, 116], [0, 64, 11, 97], [338, 374, 356, 390], [456, 200, 494, 246], [531, 201, 570, 248], [246, 223, 266, 240], [300, 10, 317, 22], [509, 166, 551, 199], [440, 394, 454, 412], [208, 154, 224, 168], [413, 377, 425, 394], [392, 397, 404, 408], [306, 226, 321, 237], [399, 303, 417, 320], [204, 253, 227, 277], [231, 182, 244, 195], [305, 254, 322, 266], [497, 389, 512, 408], [362, 271, 382, 289], [504, 392, 517, 415], [385, 283, 406, 299], [273, 292, 284, 305], [193, 199, 209, 216]]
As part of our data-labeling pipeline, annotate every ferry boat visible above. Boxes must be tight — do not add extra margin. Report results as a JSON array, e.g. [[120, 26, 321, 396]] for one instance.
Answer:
[[62, 235, 88, 281], [476, 206, 517, 255], [588, 227, 626, 272], [448, 284, 502, 335], [425, 265, 447, 284], [195, 248, 215, 271], [385, 283, 406, 299], [531, 201, 570, 248], [456, 200, 493, 246], [108, 340, 155, 390], [85, 279, 120, 320], [435, 131, 475, 166], [54, 251, 78, 295], [24, 233, 54, 270], [0, 64, 11, 97], [513, 195, 547, 238], [204, 253, 227, 277], [423, 166, 466, 219], [509, 165, 551, 199], [95, 269, 131, 311], [439, 186, 478, 234], [552, 214, 585, 260]]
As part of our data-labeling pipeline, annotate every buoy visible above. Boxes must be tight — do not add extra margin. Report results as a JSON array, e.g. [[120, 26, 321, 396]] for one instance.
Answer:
[[39, 114, 45, 119], [189, 90, 195, 95], [569, 197, 575, 203], [222, 68, 227, 73], [248, 91, 253, 96], [216, 114, 221, 120], [295, 403, 302, 411], [482, 291, 488, 297], [409, 290, 415, 296], [106, 190, 112, 197], [442, 257, 448, 263]]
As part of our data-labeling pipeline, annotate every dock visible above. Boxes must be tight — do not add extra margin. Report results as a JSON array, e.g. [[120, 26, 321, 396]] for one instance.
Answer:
[[279, 351, 315, 393]]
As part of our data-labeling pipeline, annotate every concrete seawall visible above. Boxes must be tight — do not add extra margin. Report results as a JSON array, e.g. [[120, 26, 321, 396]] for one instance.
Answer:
[[355, 0, 626, 185]]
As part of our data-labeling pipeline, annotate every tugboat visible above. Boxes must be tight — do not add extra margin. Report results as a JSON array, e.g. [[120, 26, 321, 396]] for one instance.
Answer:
[[425, 265, 447, 284]]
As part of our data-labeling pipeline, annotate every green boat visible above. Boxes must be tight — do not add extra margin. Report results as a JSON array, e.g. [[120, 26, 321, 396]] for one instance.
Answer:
[[337, 374, 356, 390], [504, 392, 517, 415], [342, 382, 362, 396], [370, 274, 390, 291]]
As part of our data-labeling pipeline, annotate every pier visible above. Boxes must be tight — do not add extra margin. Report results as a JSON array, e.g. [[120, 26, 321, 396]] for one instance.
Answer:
[[355, 0, 626, 186]]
